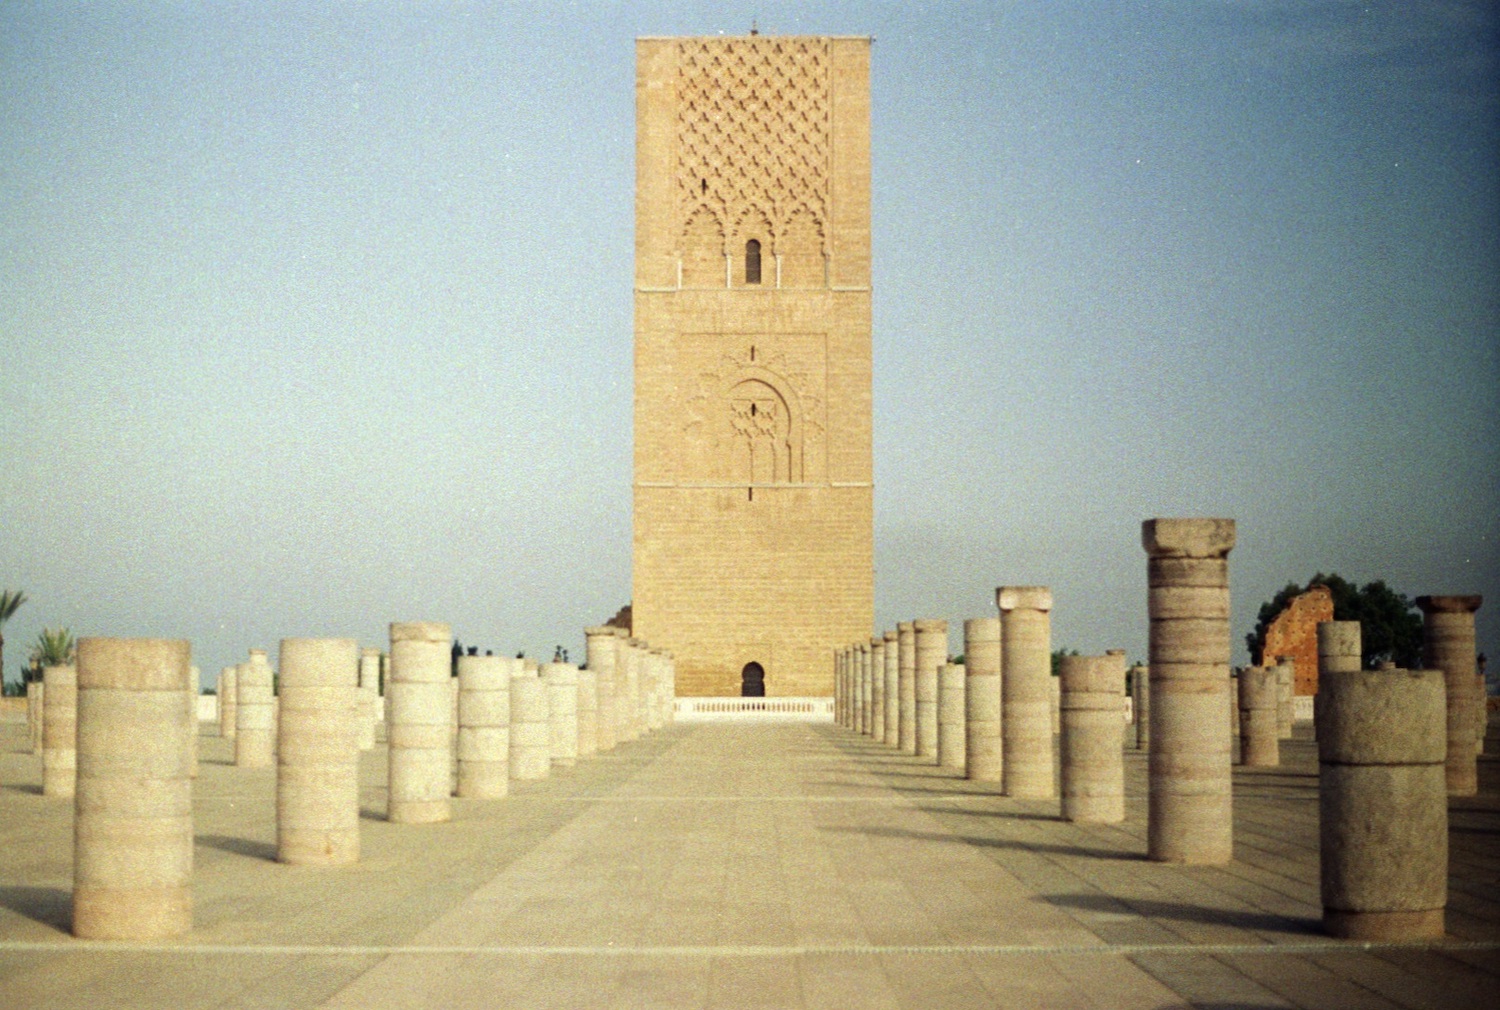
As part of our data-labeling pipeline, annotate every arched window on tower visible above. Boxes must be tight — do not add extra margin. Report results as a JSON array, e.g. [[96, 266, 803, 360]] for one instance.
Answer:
[[745, 239, 762, 285]]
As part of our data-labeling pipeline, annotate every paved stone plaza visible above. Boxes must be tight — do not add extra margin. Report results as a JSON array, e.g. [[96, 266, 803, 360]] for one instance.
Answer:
[[1, 714, 1496, 1009]]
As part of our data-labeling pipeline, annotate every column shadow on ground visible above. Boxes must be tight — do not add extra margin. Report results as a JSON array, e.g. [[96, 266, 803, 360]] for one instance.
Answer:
[[0, 885, 71, 930], [196, 834, 277, 862], [821, 823, 1148, 862], [1043, 892, 1320, 935], [4, 783, 43, 795]]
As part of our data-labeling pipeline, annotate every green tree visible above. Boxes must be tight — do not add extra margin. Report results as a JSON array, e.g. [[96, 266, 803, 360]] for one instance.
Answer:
[[36, 627, 75, 667], [1246, 573, 1422, 670], [1050, 647, 1078, 676], [0, 589, 26, 691]]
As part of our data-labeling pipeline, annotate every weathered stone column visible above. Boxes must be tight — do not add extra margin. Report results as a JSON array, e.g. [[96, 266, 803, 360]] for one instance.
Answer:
[[585, 627, 619, 752], [965, 617, 1003, 782], [850, 645, 863, 734], [914, 619, 947, 759], [1475, 669, 1487, 756], [620, 638, 643, 743], [386, 621, 453, 824], [1144, 518, 1235, 864], [1274, 658, 1295, 740], [356, 647, 381, 751], [1319, 639, 1447, 939], [543, 661, 579, 768], [1059, 654, 1125, 823], [73, 637, 192, 940], [869, 637, 886, 743], [577, 664, 599, 759], [187, 667, 201, 780], [217, 666, 237, 741], [236, 653, 276, 768], [509, 670, 551, 780], [1238, 665, 1279, 767], [276, 638, 358, 865], [42, 663, 77, 798], [937, 662, 966, 771], [895, 622, 915, 753], [1051, 675, 1061, 737], [1130, 664, 1150, 750], [881, 630, 898, 746], [457, 654, 511, 799], [1000, 587, 1054, 798], [27, 680, 44, 755], [1416, 595, 1482, 796]]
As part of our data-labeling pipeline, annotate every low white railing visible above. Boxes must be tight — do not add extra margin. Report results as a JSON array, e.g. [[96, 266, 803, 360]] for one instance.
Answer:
[[674, 696, 835, 722]]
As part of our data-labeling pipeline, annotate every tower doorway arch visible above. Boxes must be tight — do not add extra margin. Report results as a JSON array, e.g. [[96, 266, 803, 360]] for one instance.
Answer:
[[741, 662, 766, 697]]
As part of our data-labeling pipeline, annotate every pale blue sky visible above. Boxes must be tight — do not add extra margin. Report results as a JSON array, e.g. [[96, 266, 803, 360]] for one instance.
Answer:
[[3, 2, 1496, 687]]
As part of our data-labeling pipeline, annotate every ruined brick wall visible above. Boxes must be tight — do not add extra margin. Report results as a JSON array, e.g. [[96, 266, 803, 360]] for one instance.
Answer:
[[1260, 584, 1335, 695], [632, 37, 873, 697]]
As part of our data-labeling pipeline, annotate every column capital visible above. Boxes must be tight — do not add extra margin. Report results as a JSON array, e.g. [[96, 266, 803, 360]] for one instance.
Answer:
[[1141, 518, 1236, 558], [1415, 594, 1482, 615]]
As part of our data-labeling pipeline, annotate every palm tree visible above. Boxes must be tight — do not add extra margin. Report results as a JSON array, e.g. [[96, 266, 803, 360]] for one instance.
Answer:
[[0, 590, 26, 689]]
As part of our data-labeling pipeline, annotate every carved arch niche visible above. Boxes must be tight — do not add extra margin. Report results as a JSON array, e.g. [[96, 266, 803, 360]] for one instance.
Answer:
[[778, 206, 825, 288], [724, 366, 804, 484], [680, 206, 724, 288], [731, 206, 773, 288]]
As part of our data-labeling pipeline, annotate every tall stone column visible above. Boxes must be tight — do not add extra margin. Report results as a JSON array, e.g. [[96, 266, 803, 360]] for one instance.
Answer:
[[1000, 587, 1053, 799], [386, 621, 453, 824], [1318, 628, 1447, 939], [869, 637, 886, 743], [914, 619, 947, 759], [1130, 664, 1150, 750], [964, 617, 1002, 781], [1238, 665, 1279, 767], [218, 666, 237, 741], [356, 647, 381, 751], [1059, 654, 1125, 823], [457, 654, 511, 799], [187, 667, 201, 780], [897, 622, 916, 754], [937, 662, 966, 771], [577, 665, 599, 759], [1143, 518, 1235, 865], [881, 630, 898, 746], [1274, 658, 1295, 740], [235, 656, 275, 769], [42, 663, 77, 798], [276, 638, 359, 865], [1416, 595, 1482, 796], [509, 670, 551, 780], [73, 637, 192, 940], [620, 638, 643, 743], [543, 661, 580, 768], [585, 627, 618, 753], [833, 648, 844, 727], [27, 680, 44, 755]]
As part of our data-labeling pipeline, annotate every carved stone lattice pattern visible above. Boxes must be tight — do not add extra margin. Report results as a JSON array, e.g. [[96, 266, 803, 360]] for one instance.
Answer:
[[676, 37, 829, 253], [684, 343, 825, 484]]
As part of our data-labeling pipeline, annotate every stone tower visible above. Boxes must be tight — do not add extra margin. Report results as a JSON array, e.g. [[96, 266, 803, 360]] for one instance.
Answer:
[[632, 35, 873, 697]]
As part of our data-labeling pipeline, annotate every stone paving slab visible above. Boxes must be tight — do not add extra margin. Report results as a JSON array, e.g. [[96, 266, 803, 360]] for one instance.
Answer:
[[0, 715, 1496, 1008]]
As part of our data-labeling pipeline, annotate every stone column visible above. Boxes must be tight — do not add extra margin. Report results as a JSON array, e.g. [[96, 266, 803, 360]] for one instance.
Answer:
[[1130, 664, 1150, 750], [457, 654, 511, 799], [543, 661, 579, 768], [356, 647, 381, 751], [577, 665, 599, 759], [1319, 646, 1447, 938], [965, 617, 1003, 782], [27, 680, 44, 755], [897, 622, 916, 754], [1416, 595, 1482, 796], [1238, 665, 1279, 767], [187, 667, 201, 780], [42, 664, 77, 798], [881, 630, 898, 746], [1000, 587, 1054, 798], [1144, 518, 1235, 865], [73, 637, 192, 940], [218, 666, 237, 741], [386, 621, 453, 824], [1475, 669, 1487, 756], [937, 662, 966, 771], [509, 670, 551, 780], [1274, 658, 1295, 740], [236, 654, 276, 768], [620, 638, 643, 743], [914, 619, 946, 759], [585, 627, 619, 752], [1059, 654, 1125, 823], [869, 637, 886, 743], [276, 638, 359, 865], [1051, 675, 1061, 737]]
